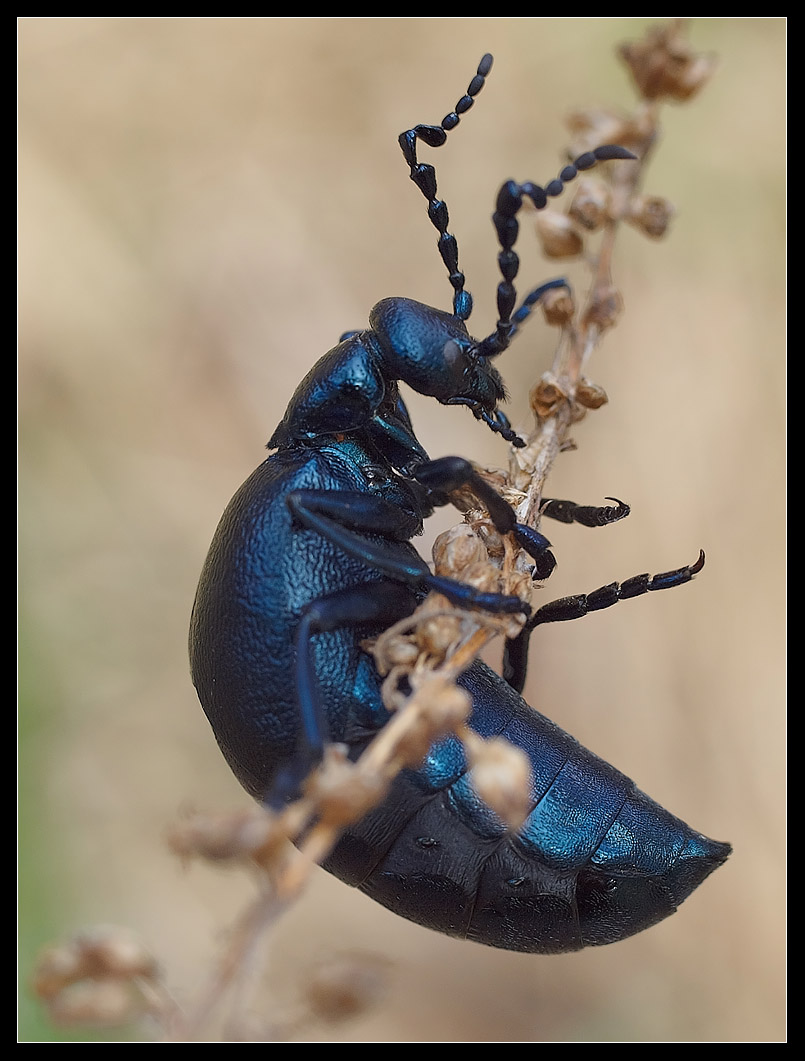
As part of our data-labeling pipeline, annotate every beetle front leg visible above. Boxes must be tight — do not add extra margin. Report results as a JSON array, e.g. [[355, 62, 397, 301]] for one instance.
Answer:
[[412, 456, 557, 579], [287, 489, 530, 615]]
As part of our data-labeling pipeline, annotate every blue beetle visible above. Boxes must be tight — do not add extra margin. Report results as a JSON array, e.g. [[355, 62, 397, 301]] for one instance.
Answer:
[[189, 55, 730, 953]]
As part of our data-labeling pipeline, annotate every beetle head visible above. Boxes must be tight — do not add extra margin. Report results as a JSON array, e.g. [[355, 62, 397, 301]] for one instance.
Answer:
[[370, 297, 506, 416]]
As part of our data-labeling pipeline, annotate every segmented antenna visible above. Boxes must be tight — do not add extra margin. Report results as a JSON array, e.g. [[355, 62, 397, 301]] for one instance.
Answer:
[[477, 145, 636, 359], [398, 54, 493, 322]]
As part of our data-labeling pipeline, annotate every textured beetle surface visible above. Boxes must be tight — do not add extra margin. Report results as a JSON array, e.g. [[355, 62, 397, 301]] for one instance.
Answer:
[[189, 55, 729, 953]]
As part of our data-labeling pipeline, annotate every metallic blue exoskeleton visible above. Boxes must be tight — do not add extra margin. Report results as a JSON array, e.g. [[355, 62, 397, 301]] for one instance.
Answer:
[[189, 55, 730, 953]]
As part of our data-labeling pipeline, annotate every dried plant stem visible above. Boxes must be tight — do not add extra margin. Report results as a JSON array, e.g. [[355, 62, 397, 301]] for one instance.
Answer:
[[514, 111, 659, 528], [163, 883, 283, 1041]]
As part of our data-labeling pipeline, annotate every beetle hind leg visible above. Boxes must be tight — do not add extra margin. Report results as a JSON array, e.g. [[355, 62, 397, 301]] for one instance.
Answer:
[[268, 580, 420, 809], [502, 551, 706, 694]]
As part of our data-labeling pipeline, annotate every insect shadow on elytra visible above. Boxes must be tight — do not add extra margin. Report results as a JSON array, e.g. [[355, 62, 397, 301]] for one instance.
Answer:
[[189, 53, 730, 954]]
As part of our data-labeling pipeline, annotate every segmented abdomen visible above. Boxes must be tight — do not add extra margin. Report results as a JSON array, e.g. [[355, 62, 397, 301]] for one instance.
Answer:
[[323, 661, 730, 953]]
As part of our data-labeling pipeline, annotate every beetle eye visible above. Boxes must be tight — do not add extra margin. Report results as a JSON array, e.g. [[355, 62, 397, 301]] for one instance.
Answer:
[[442, 338, 466, 370]]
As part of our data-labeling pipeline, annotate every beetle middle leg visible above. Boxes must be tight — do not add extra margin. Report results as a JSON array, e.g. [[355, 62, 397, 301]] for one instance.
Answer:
[[541, 497, 630, 528]]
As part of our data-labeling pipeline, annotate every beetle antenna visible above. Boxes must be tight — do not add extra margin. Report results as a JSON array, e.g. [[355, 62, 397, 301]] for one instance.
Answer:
[[398, 53, 493, 323], [477, 145, 636, 359]]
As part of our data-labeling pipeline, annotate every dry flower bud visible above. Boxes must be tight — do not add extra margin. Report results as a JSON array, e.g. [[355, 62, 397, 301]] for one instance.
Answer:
[[499, 574, 532, 639], [432, 524, 488, 576], [466, 560, 507, 594], [619, 21, 716, 103], [307, 745, 389, 827], [32, 926, 157, 1012], [44, 979, 141, 1028], [566, 107, 640, 154], [542, 286, 575, 326], [473, 519, 506, 558], [76, 925, 157, 981], [535, 210, 584, 259], [371, 634, 419, 671], [417, 610, 463, 658], [305, 952, 391, 1023], [167, 807, 279, 864], [530, 374, 568, 419], [467, 735, 533, 831], [569, 178, 611, 231], [31, 944, 88, 999], [391, 678, 471, 767], [671, 53, 718, 102], [626, 194, 675, 239], [576, 378, 609, 410], [419, 678, 472, 731], [582, 284, 623, 330], [389, 711, 439, 767]]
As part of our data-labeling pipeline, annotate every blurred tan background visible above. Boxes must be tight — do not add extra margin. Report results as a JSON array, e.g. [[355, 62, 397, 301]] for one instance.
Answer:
[[19, 18, 784, 1042]]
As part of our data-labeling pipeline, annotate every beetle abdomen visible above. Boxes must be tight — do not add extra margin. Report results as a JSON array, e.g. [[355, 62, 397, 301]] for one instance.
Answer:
[[323, 661, 730, 953]]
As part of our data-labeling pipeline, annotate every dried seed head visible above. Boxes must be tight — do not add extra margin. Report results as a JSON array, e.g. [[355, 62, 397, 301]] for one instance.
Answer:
[[473, 519, 506, 559], [432, 524, 488, 576], [167, 807, 280, 864], [670, 53, 718, 101], [541, 286, 575, 326], [306, 744, 389, 827], [535, 210, 584, 259], [582, 284, 624, 331], [467, 735, 533, 831], [31, 943, 89, 999], [626, 194, 676, 239], [32, 926, 159, 1030], [417, 677, 472, 732], [569, 178, 611, 231], [576, 378, 609, 410], [416, 609, 464, 659], [389, 710, 439, 767], [44, 978, 142, 1028], [305, 952, 391, 1023], [619, 20, 716, 103], [32, 927, 157, 1003], [530, 374, 568, 420], [566, 107, 643, 155], [391, 677, 472, 768], [371, 634, 420, 671], [74, 925, 158, 981]]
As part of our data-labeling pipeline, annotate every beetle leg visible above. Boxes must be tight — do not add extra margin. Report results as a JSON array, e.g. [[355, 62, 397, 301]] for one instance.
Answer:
[[412, 456, 556, 575], [288, 489, 423, 540], [502, 550, 706, 694], [287, 489, 530, 616], [541, 497, 630, 528], [269, 580, 419, 808]]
